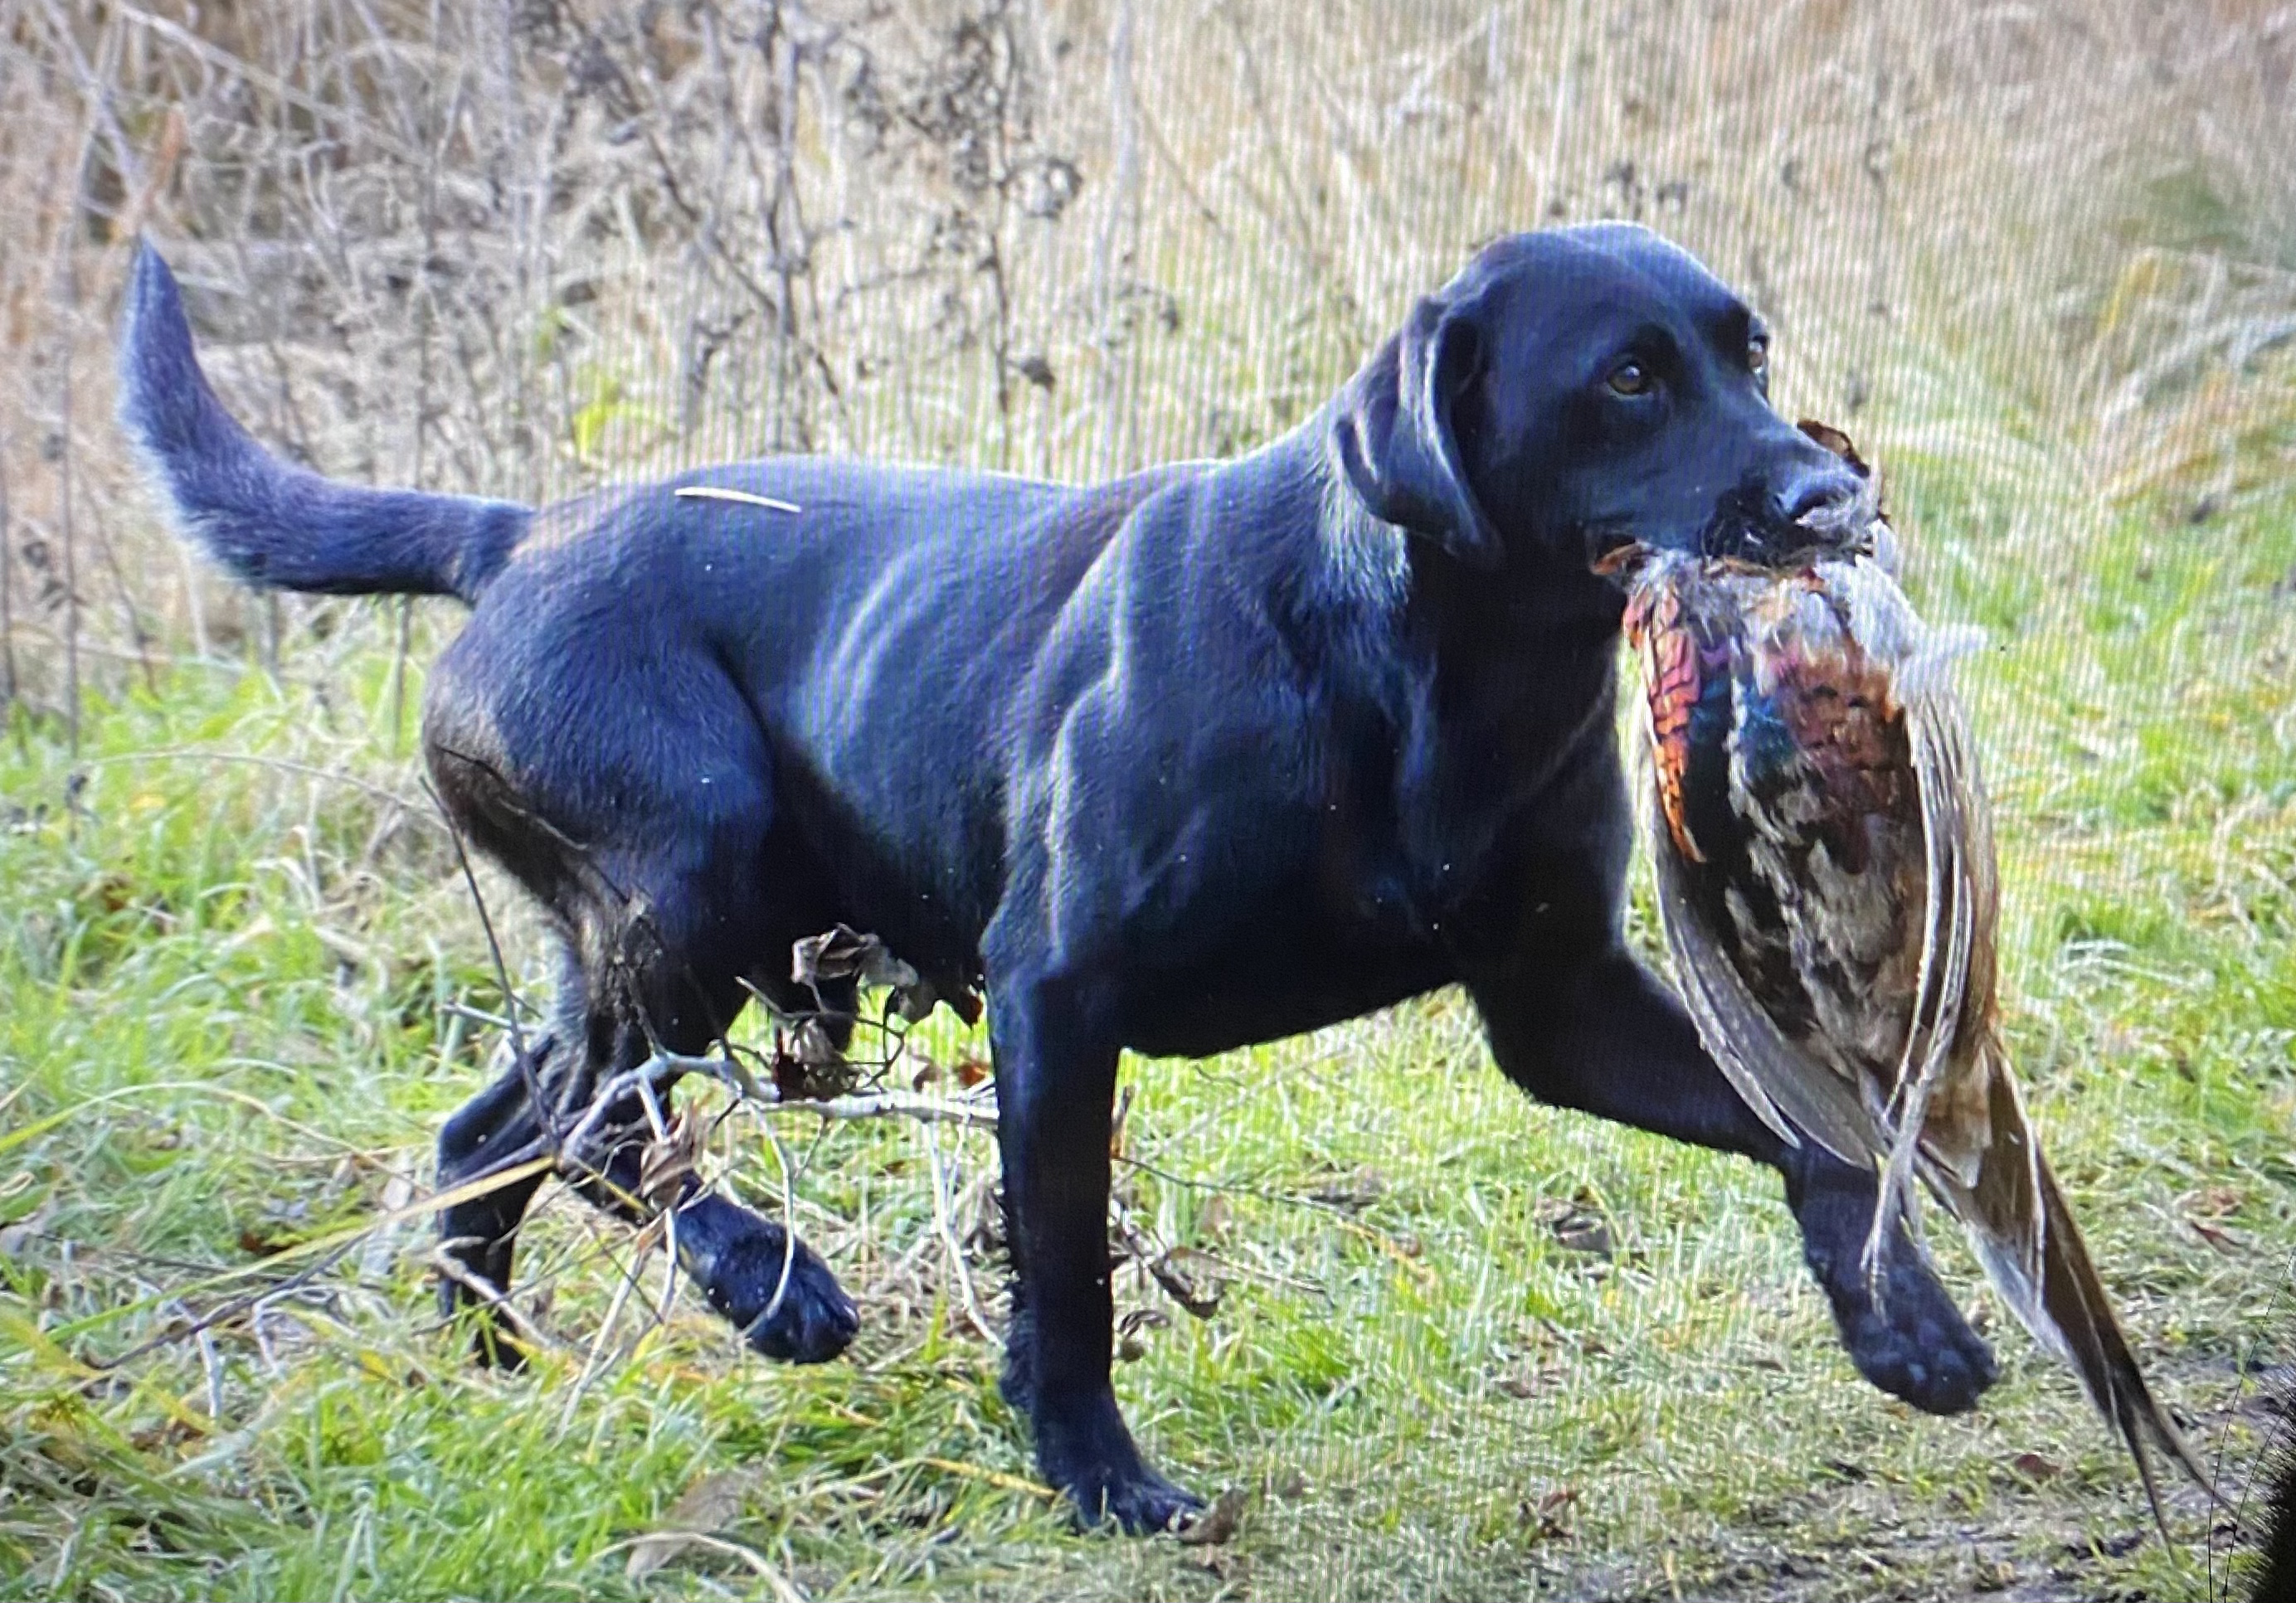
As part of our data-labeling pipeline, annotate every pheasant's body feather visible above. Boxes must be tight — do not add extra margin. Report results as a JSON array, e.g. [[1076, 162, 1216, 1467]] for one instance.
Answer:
[[1622, 548, 2218, 1531]]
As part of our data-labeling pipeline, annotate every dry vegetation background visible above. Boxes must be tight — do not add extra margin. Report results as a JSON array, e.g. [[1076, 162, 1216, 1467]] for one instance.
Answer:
[[1, 0, 2292, 701], [3, 2, 2296, 1600]]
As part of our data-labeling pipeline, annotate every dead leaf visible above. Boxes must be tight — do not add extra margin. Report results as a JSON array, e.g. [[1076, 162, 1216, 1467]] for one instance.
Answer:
[[1112, 1206, 1222, 1319], [1177, 1486, 1248, 1546], [2189, 1217, 2245, 1254], [771, 1021, 859, 1101], [790, 924, 913, 991], [1495, 1363, 1561, 1400], [0, 1199, 56, 1259], [791, 1018, 842, 1066], [1536, 1197, 1615, 1258], [1521, 1485, 1578, 1541], [788, 924, 946, 1023], [1146, 1252, 1222, 1319], [1307, 1166, 1386, 1209], [888, 979, 940, 1023], [638, 1108, 705, 1210], [953, 1057, 992, 1089], [625, 1469, 763, 1580], [2006, 1450, 2061, 1484], [236, 1217, 309, 1257]]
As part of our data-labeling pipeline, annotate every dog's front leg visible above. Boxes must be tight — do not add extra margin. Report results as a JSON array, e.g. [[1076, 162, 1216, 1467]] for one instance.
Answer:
[[1472, 948, 1997, 1416], [989, 970, 1204, 1533]]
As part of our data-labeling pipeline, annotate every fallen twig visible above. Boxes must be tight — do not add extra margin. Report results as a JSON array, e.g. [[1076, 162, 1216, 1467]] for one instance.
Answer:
[[428, 1244, 569, 1354], [1109, 1196, 1221, 1320], [594, 1529, 808, 1602]]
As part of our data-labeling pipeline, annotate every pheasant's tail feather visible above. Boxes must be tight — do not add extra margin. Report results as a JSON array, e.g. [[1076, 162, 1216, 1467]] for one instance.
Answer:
[[1959, 1133, 2225, 1534], [2041, 1164, 2225, 1523]]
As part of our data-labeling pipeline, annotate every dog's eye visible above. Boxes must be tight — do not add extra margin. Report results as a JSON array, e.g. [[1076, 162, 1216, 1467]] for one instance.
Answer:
[[1748, 336, 1770, 375], [1606, 360, 1653, 397]]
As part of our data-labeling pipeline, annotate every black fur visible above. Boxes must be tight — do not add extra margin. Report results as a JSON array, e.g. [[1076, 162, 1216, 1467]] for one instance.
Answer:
[[121, 225, 1993, 1533], [2255, 1417, 2296, 1600], [117, 251, 526, 601]]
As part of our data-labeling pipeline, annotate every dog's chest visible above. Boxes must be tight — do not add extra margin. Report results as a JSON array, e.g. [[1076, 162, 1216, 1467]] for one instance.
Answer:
[[1257, 672, 1621, 950], [1107, 766, 1602, 1058]]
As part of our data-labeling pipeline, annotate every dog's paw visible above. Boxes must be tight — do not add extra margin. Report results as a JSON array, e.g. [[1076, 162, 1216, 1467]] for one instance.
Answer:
[[1789, 1162, 1997, 1415], [1045, 1446, 1204, 1536], [1034, 1392, 1204, 1535], [674, 1194, 859, 1364], [1073, 1463, 1206, 1537], [1818, 1236, 1997, 1414]]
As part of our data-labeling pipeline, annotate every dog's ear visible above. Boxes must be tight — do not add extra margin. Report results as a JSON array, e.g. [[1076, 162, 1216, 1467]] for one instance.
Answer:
[[1330, 293, 1501, 570]]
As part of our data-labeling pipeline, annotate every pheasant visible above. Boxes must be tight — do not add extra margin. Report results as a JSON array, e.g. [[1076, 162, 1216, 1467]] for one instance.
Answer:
[[1613, 488, 2217, 1528]]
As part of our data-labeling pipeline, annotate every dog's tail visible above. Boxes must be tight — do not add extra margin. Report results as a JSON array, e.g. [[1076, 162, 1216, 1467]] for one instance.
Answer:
[[117, 243, 529, 605]]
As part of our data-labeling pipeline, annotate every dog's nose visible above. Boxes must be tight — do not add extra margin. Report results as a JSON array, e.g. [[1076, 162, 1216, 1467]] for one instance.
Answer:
[[1773, 461, 1864, 526]]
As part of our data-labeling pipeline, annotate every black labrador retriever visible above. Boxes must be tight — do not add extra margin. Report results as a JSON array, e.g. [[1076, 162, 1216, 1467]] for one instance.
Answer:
[[119, 223, 1997, 1532]]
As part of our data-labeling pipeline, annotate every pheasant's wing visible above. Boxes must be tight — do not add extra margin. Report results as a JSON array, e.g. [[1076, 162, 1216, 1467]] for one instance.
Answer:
[[1630, 560, 1883, 1168], [1646, 755, 1883, 1168]]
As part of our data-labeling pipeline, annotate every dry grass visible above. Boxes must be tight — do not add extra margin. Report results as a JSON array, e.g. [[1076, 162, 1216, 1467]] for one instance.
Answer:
[[2, 0, 2294, 694], [3, 1, 2296, 1599]]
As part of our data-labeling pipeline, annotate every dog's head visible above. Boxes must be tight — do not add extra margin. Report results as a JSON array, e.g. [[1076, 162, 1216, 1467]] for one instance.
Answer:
[[1331, 223, 1866, 582]]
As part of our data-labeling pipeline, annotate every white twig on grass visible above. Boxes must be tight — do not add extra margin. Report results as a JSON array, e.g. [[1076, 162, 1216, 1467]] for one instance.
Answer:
[[556, 1218, 662, 1440], [428, 1245, 567, 1353], [922, 1120, 1000, 1348], [556, 1052, 999, 1178], [595, 1531, 808, 1603], [776, 1086, 1000, 1132]]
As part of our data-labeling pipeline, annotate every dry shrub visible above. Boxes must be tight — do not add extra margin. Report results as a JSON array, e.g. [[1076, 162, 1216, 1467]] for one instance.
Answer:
[[0, 0, 2291, 716]]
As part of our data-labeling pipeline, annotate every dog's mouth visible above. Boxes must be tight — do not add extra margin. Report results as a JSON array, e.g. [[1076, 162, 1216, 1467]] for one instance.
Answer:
[[1695, 472, 1877, 567], [1586, 419, 1896, 583]]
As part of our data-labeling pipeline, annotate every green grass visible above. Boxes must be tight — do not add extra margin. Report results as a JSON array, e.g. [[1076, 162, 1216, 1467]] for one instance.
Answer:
[[2, 467, 2294, 1601]]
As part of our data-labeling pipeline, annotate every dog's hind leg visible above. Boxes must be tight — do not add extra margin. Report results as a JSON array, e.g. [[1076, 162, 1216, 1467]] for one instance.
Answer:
[[432, 949, 585, 1363], [434, 1030, 553, 1358], [423, 644, 857, 1366], [1471, 949, 1998, 1416], [429, 850, 862, 1364]]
